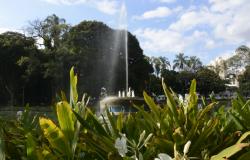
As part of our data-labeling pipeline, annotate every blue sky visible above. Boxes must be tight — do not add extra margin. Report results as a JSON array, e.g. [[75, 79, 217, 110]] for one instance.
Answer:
[[0, 0, 250, 65]]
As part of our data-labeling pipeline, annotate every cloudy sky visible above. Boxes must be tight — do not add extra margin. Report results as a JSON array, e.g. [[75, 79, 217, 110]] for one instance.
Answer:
[[0, 0, 250, 64]]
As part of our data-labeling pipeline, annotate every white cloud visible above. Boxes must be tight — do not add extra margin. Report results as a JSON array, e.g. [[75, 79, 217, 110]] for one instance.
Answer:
[[134, 0, 250, 64], [133, 6, 183, 20], [209, 0, 247, 12], [205, 39, 216, 49], [156, 0, 176, 3], [43, 0, 86, 5], [134, 7, 172, 20], [169, 1, 250, 44], [42, 0, 118, 15], [94, 0, 118, 15], [134, 28, 207, 54]]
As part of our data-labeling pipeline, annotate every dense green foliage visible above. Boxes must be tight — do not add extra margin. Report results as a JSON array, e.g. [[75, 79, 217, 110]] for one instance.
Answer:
[[196, 68, 226, 96], [147, 68, 226, 96], [2, 14, 249, 107], [0, 15, 153, 105], [0, 32, 39, 105], [0, 68, 249, 159], [238, 65, 250, 97], [65, 21, 152, 96]]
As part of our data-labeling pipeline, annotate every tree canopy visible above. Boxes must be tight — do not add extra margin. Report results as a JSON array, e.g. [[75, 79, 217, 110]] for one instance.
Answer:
[[196, 68, 226, 96], [238, 65, 250, 97], [0, 15, 153, 105]]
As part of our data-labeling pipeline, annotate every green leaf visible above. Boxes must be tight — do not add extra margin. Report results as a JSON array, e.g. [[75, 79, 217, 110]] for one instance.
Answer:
[[60, 91, 68, 101], [162, 79, 180, 127], [237, 131, 250, 144], [26, 133, 42, 160], [56, 101, 75, 145], [211, 143, 250, 160], [70, 67, 78, 106], [189, 79, 196, 94], [117, 113, 123, 132], [73, 110, 108, 137], [143, 91, 161, 122], [106, 109, 119, 137], [39, 117, 71, 155]]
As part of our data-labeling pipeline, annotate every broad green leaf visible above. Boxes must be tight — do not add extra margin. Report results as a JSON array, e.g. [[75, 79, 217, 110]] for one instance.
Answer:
[[106, 109, 119, 137], [189, 79, 196, 94], [211, 143, 250, 160], [56, 101, 75, 145], [73, 110, 108, 137], [230, 114, 245, 130], [237, 131, 250, 144], [162, 79, 180, 127], [143, 91, 161, 122], [197, 102, 217, 120], [39, 117, 71, 155], [117, 113, 123, 132], [190, 119, 218, 155], [186, 79, 199, 116], [70, 67, 78, 105]]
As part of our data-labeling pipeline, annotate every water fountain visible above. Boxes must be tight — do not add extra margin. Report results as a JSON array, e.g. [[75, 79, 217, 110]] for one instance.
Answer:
[[99, 2, 146, 114]]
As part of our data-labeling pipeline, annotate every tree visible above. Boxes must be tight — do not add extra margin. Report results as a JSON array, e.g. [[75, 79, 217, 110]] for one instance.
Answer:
[[238, 65, 250, 97], [27, 14, 70, 50], [235, 45, 250, 66], [26, 14, 72, 100], [196, 68, 226, 96], [177, 71, 195, 95], [161, 69, 181, 93], [187, 56, 202, 72], [0, 32, 37, 105], [173, 53, 188, 71], [152, 57, 161, 77], [159, 56, 171, 73], [65, 21, 153, 96]]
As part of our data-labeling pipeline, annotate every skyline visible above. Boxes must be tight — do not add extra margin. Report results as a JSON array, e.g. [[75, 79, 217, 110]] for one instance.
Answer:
[[0, 0, 249, 65]]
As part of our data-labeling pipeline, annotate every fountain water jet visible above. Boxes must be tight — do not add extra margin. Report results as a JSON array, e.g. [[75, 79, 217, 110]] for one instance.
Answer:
[[99, 2, 148, 115], [118, 2, 128, 94]]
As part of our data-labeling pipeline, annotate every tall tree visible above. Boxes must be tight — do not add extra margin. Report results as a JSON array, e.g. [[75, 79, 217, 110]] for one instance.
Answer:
[[0, 32, 37, 105], [159, 56, 171, 71], [27, 14, 70, 50], [26, 14, 72, 99], [235, 45, 250, 65], [196, 68, 226, 96], [173, 53, 188, 71], [238, 65, 250, 97], [187, 56, 202, 72], [65, 21, 153, 96], [152, 57, 161, 77], [227, 45, 250, 74]]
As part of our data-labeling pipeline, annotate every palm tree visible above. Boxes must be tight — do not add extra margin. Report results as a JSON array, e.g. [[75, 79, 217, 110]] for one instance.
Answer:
[[152, 57, 161, 77], [187, 56, 202, 72], [159, 56, 171, 71], [173, 53, 188, 71]]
